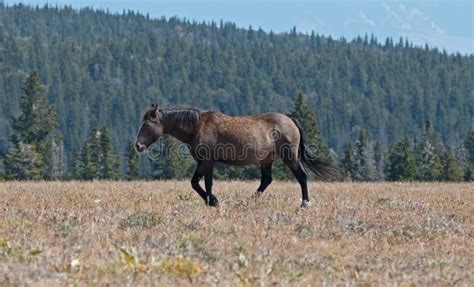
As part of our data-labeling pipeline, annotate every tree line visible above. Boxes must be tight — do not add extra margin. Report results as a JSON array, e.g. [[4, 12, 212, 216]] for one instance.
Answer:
[[0, 4, 473, 177], [1, 73, 472, 182], [341, 120, 474, 182]]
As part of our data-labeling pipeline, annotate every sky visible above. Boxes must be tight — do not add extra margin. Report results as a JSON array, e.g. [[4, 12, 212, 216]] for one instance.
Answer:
[[4, 0, 473, 54]]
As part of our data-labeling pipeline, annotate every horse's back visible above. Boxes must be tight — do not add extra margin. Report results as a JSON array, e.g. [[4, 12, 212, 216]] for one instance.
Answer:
[[201, 111, 299, 141], [194, 111, 300, 165]]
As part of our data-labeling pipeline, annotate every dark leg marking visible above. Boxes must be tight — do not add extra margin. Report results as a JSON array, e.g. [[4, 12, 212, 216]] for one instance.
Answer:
[[285, 160, 310, 207], [204, 162, 218, 207], [256, 163, 273, 194], [191, 162, 207, 202]]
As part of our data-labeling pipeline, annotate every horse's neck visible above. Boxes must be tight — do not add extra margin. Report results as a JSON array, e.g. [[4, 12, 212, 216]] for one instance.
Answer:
[[163, 121, 194, 144]]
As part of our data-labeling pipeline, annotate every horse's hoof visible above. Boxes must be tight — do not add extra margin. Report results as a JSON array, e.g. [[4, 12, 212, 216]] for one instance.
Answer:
[[300, 200, 311, 208], [251, 191, 263, 200], [206, 195, 219, 207]]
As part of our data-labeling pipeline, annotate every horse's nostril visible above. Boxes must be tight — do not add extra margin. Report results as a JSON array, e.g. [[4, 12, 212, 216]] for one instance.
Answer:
[[135, 143, 145, 153]]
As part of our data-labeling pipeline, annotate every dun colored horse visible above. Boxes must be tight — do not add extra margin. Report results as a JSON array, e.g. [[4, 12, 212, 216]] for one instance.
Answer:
[[135, 105, 335, 207]]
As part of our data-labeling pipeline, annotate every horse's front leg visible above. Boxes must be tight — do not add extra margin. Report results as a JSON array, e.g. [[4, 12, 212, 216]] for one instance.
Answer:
[[204, 161, 218, 207], [191, 161, 208, 203]]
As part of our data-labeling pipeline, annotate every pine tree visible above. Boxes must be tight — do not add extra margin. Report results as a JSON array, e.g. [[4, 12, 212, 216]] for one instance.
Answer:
[[463, 128, 474, 181], [6, 72, 58, 180], [0, 156, 5, 180], [373, 141, 386, 181], [49, 137, 64, 180], [35, 135, 63, 180], [386, 138, 416, 181], [4, 143, 43, 180], [149, 135, 192, 179], [441, 148, 464, 182], [79, 127, 120, 180], [341, 142, 355, 180], [125, 141, 140, 180], [289, 92, 332, 162], [11, 72, 57, 146], [415, 120, 443, 181], [81, 127, 100, 180], [99, 128, 120, 180], [69, 148, 84, 180], [353, 128, 374, 181]]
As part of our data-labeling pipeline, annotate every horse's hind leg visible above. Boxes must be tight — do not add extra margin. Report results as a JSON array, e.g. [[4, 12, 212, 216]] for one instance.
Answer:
[[284, 159, 310, 207], [253, 161, 273, 198]]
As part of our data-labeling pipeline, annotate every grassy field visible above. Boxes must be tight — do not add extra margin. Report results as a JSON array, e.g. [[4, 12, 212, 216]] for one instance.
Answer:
[[0, 181, 472, 286]]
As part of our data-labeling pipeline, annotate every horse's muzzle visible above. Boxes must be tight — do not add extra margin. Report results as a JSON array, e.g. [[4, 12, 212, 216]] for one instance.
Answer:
[[135, 142, 147, 153]]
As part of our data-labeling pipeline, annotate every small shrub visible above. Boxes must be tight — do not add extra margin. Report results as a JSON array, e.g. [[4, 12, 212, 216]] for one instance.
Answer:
[[339, 219, 367, 234], [178, 192, 194, 201], [376, 197, 390, 205], [159, 256, 201, 278], [295, 223, 312, 238], [119, 211, 160, 230], [113, 243, 138, 265], [57, 221, 79, 237]]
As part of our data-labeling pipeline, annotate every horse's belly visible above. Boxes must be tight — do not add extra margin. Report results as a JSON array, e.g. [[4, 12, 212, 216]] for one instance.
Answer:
[[211, 124, 276, 164], [215, 145, 274, 165]]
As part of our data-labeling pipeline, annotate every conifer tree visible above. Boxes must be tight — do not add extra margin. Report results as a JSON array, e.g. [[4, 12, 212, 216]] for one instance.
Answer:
[[441, 148, 463, 182], [463, 128, 474, 181], [6, 72, 59, 180], [341, 142, 355, 180], [80, 128, 99, 180], [69, 148, 83, 180], [373, 141, 386, 181], [415, 120, 443, 181], [99, 128, 120, 180], [4, 143, 43, 180], [353, 128, 374, 181], [125, 141, 141, 180], [50, 137, 64, 180], [386, 138, 416, 181], [11, 72, 57, 146], [79, 127, 120, 180], [289, 92, 332, 162], [148, 136, 183, 179], [0, 156, 5, 180]]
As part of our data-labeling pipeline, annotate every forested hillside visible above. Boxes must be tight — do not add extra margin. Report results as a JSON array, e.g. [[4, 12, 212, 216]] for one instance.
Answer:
[[0, 4, 473, 174]]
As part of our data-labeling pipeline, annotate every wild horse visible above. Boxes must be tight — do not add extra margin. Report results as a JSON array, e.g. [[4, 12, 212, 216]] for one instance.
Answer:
[[135, 105, 335, 207]]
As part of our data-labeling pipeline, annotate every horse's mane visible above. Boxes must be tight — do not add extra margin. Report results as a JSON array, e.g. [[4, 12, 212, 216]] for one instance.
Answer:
[[159, 107, 201, 134]]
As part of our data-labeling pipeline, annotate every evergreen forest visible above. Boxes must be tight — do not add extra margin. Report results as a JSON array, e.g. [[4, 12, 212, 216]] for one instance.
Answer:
[[0, 4, 473, 181]]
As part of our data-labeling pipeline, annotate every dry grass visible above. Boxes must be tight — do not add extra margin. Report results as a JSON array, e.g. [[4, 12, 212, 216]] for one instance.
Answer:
[[0, 181, 472, 286]]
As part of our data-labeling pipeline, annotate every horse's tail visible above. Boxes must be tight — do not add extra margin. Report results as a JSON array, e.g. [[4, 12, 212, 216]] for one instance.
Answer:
[[289, 116, 340, 180]]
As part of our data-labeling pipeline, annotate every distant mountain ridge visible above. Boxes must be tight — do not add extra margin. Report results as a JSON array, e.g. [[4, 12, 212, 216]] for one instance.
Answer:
[[0, 4, 472, 166]]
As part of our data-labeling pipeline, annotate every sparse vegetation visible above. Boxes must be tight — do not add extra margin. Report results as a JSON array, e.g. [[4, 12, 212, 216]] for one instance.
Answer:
[[0, 181, 472, 285]]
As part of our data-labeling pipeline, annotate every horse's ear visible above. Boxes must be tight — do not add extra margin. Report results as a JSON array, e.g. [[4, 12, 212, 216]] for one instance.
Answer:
[[153, 103, 160, 119], [151, 103, 159, 112]]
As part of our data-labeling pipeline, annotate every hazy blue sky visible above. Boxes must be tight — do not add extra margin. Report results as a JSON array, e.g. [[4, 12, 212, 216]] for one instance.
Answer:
[[4, 0, 473, 54]]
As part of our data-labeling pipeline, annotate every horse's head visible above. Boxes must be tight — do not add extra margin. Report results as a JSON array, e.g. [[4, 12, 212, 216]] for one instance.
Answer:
[[135, 104, 163, 153]]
